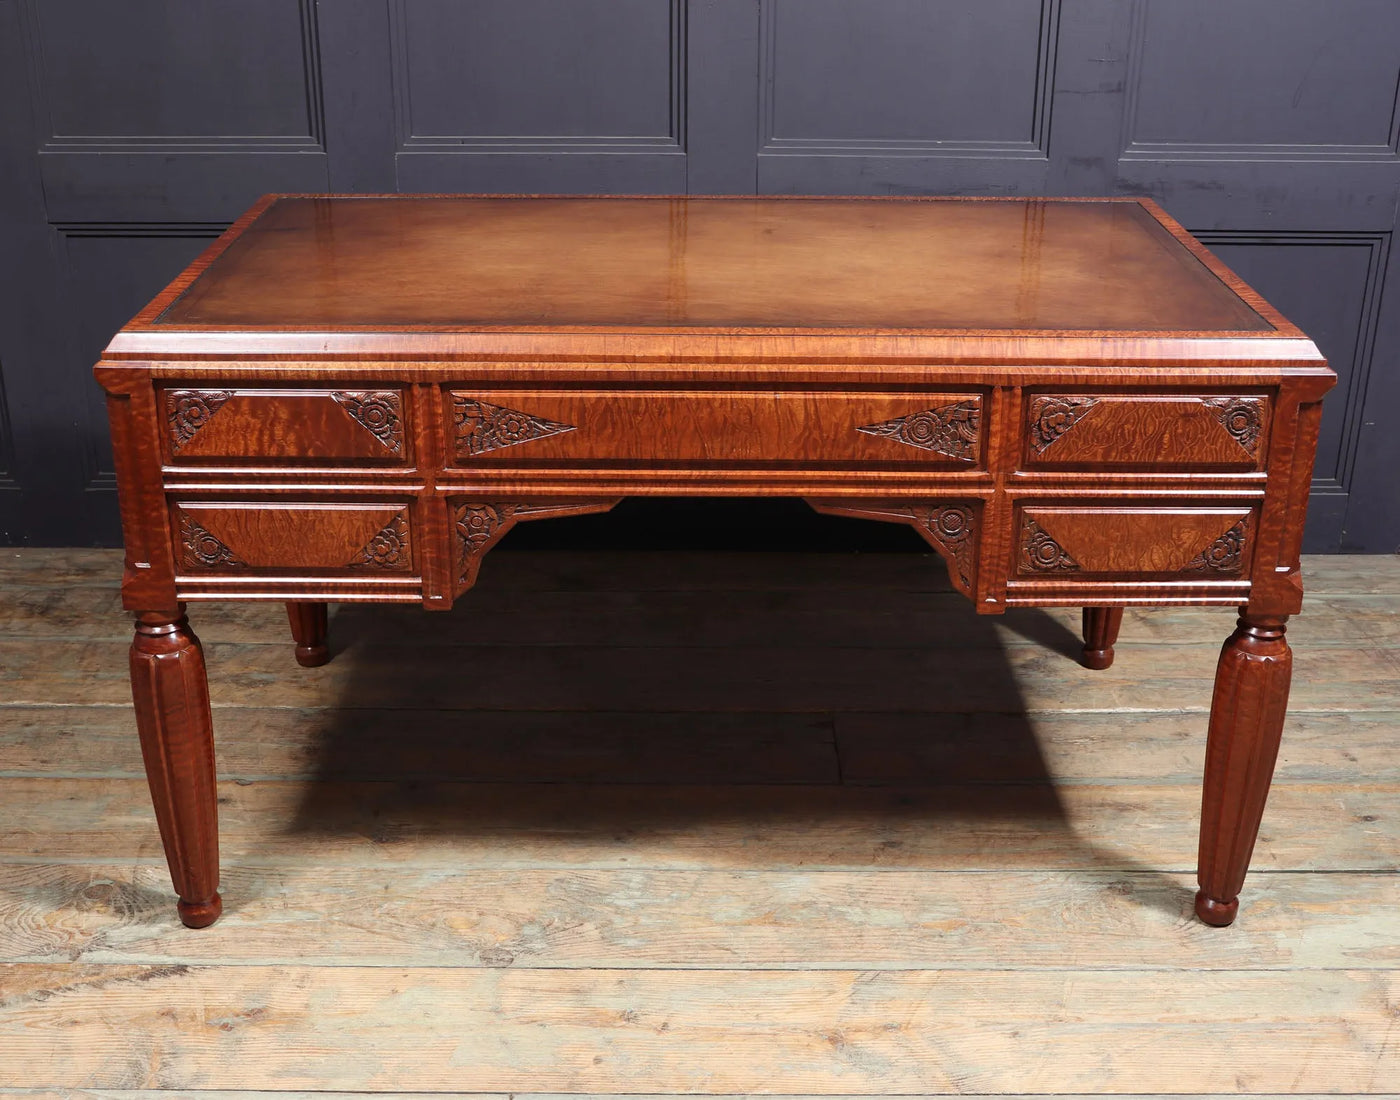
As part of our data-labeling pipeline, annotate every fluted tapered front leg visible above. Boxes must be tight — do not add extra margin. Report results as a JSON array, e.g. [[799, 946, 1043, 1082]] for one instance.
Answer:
[[286, 601, 330, 667], [130, 607, 222, 928], [1081, 607, 1124, 669], [1195, 613, 1292, 927]]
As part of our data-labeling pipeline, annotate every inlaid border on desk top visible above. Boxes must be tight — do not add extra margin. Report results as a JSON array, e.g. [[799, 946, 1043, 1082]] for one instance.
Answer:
[[110, 194, 1312, 357]]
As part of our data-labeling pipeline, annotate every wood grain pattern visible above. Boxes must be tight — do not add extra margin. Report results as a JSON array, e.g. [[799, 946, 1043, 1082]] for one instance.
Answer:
[[5, 775, 1395, 873], [447, 390, 986, 467], [6, 864, 1400, 971], [3, 964, 1398, 1092], [1025, 393, 1268, 468], [173, 503, 414, 574], [162, 388, 408, 463], [1018, 507, 1254, 577]]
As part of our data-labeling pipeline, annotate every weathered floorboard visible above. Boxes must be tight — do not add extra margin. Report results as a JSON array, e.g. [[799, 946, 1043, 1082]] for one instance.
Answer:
[[2, 864, 1399, 971], [5, 638, 1400, 712], [1, 548, 1398, 1097], [0, 777, 1394, 872], [2, 964, 1398, 1093], [5, 706, 1397, 783]]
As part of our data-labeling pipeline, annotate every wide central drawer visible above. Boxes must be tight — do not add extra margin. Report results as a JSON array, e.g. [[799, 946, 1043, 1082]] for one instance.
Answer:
[[443, 389, 986, 467]]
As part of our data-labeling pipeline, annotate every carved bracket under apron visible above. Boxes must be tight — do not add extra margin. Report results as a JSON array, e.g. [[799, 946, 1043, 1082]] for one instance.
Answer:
[[452, 499, 621, 596], [805, 499, 981, 597]]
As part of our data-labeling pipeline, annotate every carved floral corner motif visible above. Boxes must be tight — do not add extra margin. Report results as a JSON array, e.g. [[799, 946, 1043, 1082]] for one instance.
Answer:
[[1202, 397, 1264, 456], [166, 390, 234, 452], [348, 510, 410, 569], [178, 514, 242, 569], [1021, 517, 1080, 572], [1028, 396, 1098, 454], [1184, 518, 1249, 575], [453, 502, 518, 587], [453, 397, 575, 457], [914, 503, 978, 591], [332, 391, 404, 454], [856, 401, 981, 460]]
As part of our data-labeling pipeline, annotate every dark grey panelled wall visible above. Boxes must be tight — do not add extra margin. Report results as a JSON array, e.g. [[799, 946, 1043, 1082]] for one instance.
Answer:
[[1, 0, 1397, 549]]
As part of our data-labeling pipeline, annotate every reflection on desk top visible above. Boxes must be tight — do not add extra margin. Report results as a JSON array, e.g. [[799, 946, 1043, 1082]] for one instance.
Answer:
[[142, 196, 1279, 335]]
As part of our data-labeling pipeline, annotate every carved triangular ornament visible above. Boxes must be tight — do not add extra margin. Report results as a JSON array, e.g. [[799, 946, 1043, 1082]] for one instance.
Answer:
[[332, 391, 404, 454], [167, 390, 234, 452], [348, 510, 410, 569], [1028, 396, 1098, 454], [453, 397, 575, 457], [856, 401, 980, 460]]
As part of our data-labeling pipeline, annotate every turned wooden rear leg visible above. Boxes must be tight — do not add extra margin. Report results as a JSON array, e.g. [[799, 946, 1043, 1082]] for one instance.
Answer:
[[1195, 613, 1291, 927], [286, 601, 329, 667], [1081, 607, 1124, 669], [130, 607, 222, 928]]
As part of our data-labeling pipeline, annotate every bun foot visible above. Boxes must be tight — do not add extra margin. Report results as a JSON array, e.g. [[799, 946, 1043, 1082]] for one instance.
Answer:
[[1194, 890, 1238, 927], [178, 893, 223, 929], [1081, 607, 1123, 670], [294, 642, 329, 668], [287, 602, 330, 668], [1081, 646, 1115, 670]]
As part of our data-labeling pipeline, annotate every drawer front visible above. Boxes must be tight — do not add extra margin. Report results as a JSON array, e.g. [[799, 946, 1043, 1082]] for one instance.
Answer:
[[162, 388, 409, 464], [173, 502, 413, 574], [445, 389, 985, 467], [1023, 393, 1268, 470], [1015, 505, 1254, 578]]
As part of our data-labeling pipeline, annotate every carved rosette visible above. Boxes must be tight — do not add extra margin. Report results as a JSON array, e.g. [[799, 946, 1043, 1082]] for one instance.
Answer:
[[915, 504, 978, 589], [1021, 518, 1080, 572], [167, 390, 234, 452], [856, 401, 981, 460], [804, 499, 980, 597], [454, 502, 518, 587], [1184, 518, 1249, 575], [179, 514, 242, 569], [349, 511, 410, 569], [1202, 397, 1264, 456], [332, 391, 404, 454], [1028, 396, 1098, 454], [453, 397, 575, 457]]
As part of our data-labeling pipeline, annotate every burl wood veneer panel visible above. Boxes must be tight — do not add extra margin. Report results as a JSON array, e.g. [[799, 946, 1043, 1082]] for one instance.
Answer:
[[1024, 394, 1268, 469], [447, 390, 985, 466], [162, 388, 409, 464], [173, 503, 413, 573], [1016, 506, 1254, 578]]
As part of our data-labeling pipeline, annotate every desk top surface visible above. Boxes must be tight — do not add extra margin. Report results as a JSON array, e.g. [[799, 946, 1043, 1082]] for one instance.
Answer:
[[147, 195, 1285, 331]]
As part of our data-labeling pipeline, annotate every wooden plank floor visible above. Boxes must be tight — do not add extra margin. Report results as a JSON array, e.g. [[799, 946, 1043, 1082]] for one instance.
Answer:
[[1, 547, 1398, 1097]]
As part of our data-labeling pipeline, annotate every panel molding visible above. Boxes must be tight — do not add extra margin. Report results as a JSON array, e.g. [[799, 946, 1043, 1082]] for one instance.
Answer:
[[0, 353, 17, 489], [20, 0, 325, 153], [1195, 229, 1391, 498], [54, 222, 227, 493], [1119, 0, 1400, 163], [389, 0, 686, 155], [757, 0, 1060, 159]]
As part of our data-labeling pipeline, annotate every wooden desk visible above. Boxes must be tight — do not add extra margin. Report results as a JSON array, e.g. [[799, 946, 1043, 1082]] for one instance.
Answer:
[[96, 195, 1335, 929]]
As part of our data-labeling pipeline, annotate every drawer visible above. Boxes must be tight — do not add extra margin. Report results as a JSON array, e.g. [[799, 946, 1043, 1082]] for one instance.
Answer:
[[1015, 505, 1254, 578], [161, 388, 409, 464], [173, 502, 414, 574], [445, 389, 986, 467], [1023, 393, 1268, 470]]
